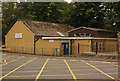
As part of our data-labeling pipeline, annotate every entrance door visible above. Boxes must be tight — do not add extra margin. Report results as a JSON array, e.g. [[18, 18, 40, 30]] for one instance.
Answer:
[[62, 43, 69, 55]]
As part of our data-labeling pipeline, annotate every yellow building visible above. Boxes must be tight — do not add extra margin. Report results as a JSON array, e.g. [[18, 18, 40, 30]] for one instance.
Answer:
[[42, 37, 117, 55], [5, 19, 117, 56], [68, 27, 117, 55], [5, 19, 73, 55]]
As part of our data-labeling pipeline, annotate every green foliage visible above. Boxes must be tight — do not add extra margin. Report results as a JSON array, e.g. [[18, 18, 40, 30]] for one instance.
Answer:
[[69, 55, 73, 57], [1, 2, 120, 43], [74, 55, 77, 57], [106, 56, 116, 59], [68, 2, 105, 28], [103, 2, 120, 31]]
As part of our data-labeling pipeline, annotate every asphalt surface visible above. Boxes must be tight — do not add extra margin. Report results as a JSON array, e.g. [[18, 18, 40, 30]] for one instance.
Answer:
[[1, 52, 119, 81]]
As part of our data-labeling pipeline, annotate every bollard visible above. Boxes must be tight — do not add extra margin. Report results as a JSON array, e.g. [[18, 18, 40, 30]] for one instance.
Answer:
[[78, 43, 79, 55], [117, 32, 120, 59], [96, 42, 98, 55]]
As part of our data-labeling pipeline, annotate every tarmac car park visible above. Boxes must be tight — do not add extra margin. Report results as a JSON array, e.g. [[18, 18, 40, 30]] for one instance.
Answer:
[[1, 52, 119, 81]]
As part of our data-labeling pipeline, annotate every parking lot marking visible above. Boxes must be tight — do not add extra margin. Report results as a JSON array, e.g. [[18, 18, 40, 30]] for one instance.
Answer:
[[88, 61, 119, 66], [81, 60, 116, 80], [68, 60, 79, 61], [8, 75, 36, 77], [8, 72, 117, 78], [76, 72, 118, 75], [35, 58, 49, 81], [88, 61, 119, 67], [3, 56, 25, 65], [64, 59, 77, 80], [47, 64, 65, 65], [41, 74, 71, 76], [43, 70, 69, 72], [50, 59, 57, 60], [2, 60, 7, 65], [107, 73, 118, 74], [71, 66, 90, 68], [72, 67, 118, 72], [0, 57, 37, 79], [2, 56, 13, 60], [107, 62, 119, 67], [2, 54, 6, 56], [3, 71, 39, 73], [46, 66, 66, 68], [97, 61, 119, 67], [75, 73, 101, 75]]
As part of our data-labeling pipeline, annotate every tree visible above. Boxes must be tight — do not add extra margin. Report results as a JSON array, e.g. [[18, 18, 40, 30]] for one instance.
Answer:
[[103, 2, 120, 31], [67, 2, 105, 28], [2, 2, 19, 43], [2, 2, 120, 43]]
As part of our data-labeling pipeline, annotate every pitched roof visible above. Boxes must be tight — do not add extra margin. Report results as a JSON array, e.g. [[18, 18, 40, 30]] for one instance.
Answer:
[[20, 19, 74, 36], [68, 27, 114, 33]]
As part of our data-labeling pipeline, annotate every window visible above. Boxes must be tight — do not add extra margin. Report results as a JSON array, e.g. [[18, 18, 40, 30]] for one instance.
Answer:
[[15, 33, 22, 38], [80, 33, 84, 36], [91, 41, 94, 52], [66, 44, 68, 48], [86, 33, 90, 36], [74, 34, 77, 36], [74, 33, 91, 37], [76, 34, 80, 37]]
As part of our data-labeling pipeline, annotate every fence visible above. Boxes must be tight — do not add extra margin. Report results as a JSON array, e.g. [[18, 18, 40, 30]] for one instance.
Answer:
[[8, 43, 118, 56], [10, 47, 60, 56], [72, 44, 117, 55], [11, 47, 34, 54], [72, 45, 91, 55], [92, 44, 117, 53], [35, 47, 60, 56]]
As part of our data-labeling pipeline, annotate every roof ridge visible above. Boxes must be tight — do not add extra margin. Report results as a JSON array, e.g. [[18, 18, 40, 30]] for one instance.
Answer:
[[18, 19, 74, 36], [68, 26, 114, 32], [18, 19, 73, 28]]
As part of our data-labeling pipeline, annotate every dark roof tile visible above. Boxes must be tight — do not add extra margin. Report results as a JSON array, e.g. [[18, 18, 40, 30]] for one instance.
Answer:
[[20, 19, 73, 36]]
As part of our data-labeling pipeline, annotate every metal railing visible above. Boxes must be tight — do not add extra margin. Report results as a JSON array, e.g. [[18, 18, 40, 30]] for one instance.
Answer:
[[10, 47, 60, 56], [72, 44, 117, 55], [7, 44, 117, 56]]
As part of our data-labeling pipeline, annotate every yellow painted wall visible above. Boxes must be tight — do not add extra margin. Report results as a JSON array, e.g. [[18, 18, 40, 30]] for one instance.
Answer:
[[92, 39, 117, 53], [5, 20, 118, 55], [5, 20, 35, 54], [35, 39, 61, 56], [71, 39, 117, 55], [105, 40, 117, 52], [72, 39, 91, 55]]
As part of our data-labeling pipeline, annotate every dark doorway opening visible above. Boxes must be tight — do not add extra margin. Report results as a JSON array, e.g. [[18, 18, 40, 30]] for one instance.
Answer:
[[62, 43, 69, 55]]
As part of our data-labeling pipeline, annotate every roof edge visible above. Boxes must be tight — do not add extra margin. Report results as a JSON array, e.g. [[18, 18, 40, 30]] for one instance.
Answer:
[[42, 37, 117, 40], [19, 20, 35, 35], [68, 26, 115, 33]]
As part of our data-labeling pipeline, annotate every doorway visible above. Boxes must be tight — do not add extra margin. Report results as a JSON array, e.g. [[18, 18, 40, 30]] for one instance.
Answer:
[[62, 43, 69, 55]]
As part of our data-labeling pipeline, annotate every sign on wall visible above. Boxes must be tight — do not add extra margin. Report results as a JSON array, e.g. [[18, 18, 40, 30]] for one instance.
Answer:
[[49, 40, 54, 42], [15, 33, 22, 38]]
